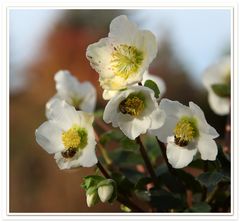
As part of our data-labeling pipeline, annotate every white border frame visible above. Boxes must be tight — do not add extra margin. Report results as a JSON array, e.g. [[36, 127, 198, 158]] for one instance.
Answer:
[[1, 0, 239, 221]]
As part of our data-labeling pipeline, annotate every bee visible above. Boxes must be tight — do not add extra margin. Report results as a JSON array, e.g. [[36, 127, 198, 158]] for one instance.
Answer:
[[61, 147, 77, 158], [174, 136, 188, 147]]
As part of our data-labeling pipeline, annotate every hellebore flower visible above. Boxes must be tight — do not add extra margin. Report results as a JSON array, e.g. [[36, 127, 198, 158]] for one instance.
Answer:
[[151, 99, 219, 168], [35, 99, 97, 169], [103, 86, 165, 140], [203, 56, 230, 115], [46, 70, 96, 118], [86, 15, 158, 100]]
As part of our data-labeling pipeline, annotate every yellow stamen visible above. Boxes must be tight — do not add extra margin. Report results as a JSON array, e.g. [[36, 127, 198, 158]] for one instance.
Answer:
[[111, 44, 143, 79], [174, 117, 198, 147], [62, 128, 81, 149], [119, 95, 145, 117]]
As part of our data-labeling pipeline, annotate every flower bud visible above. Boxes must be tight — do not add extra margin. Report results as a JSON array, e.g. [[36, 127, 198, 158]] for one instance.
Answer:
[[86, 192, 99, 207], [98, 184, 114, 203]]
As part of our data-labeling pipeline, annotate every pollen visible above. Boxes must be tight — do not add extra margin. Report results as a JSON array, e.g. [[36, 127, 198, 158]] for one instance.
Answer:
[[174, 117, 198, 147], [62, 126, 88, 150], [119, 94, 145, 117], [111, 44, 144, 79]]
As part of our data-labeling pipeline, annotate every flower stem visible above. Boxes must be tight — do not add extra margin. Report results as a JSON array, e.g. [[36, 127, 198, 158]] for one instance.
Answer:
[[156, 137, 175, 174], [95, 132, 112, 166], [96, 161, 144, 212], [97, 143, 113, 166], [96, 161, 111, 179], [136, 136, 159, 187]]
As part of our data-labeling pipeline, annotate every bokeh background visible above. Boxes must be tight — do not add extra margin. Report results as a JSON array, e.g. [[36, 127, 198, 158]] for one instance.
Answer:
[[9, 9, 231, 212]]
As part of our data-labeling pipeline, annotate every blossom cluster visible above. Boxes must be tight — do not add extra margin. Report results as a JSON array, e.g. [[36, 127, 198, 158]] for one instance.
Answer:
[[35, 14, 230, 210]]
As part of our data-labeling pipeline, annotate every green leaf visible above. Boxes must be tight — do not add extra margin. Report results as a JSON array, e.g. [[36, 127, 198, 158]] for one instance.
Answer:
[[159, 172, 186, 193], [121, 168, 144, 184], [109, 149, 144, 166], [86, 186, 98, 195], [175, 170, 202, 193], [149, 189, 185, 211], [135, 189, 186, 211], [111, 172, 135, 195], [211, 83, 230, 97], [144, 79, 160, 98], [189, 202, 211, 212], [196, 171, 224, 187], [135, 190, 151, 202], [82, 175, 104, 190], [135, 177, 152, 190], [216, 144, 230, 180], [120, 137, 139, 150]]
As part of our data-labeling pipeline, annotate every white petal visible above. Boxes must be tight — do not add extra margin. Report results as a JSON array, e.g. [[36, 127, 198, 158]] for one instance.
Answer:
[[35, 121, 63, 154], [55, 70, 78, 102], [80, 82, 96, 112], [118, 116, 151, 140], [160, 98, 192, 118], [45, 95, 60, 119], [149, 115, 178, 143], [208, 91, 230, 116], [197, 133, 218, 161], [102, 89, 120, 100], [86, 37, 113, 78], [46, 99, 80, 130], [109, 15, 138, 44], [137, 30, 158, 64], [166, 136, 197, 169], [149, 108, 165, 130], [189, 101, 219, 138]]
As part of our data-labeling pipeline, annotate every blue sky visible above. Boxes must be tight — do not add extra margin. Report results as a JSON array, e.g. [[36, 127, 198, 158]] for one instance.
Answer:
[[9, 9, 231, 92]]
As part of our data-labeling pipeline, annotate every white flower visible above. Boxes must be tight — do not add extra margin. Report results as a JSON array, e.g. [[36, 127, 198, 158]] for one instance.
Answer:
[[203, 56, 230, 115], [103, 86, 165, 140], [86, 15, 158, 100], [46, 70, 96, 118], [98, 184, 114, 203], [86, 192, 99, 207], [151, 99, 219, 169], [35, 99, 97, 169], [142, 71, 166, 99]]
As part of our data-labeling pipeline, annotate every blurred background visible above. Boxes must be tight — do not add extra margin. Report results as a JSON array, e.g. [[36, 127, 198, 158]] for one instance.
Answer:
[[9, 9, 230, 212]]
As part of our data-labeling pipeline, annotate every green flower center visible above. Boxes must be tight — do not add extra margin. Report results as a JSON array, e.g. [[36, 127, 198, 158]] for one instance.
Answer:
[[119, 94, 145, 117], [71, 97, 82, 110], [174, 117, 198, 147], [111, 44, 144, 79], [61, 126, 88, 158]]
